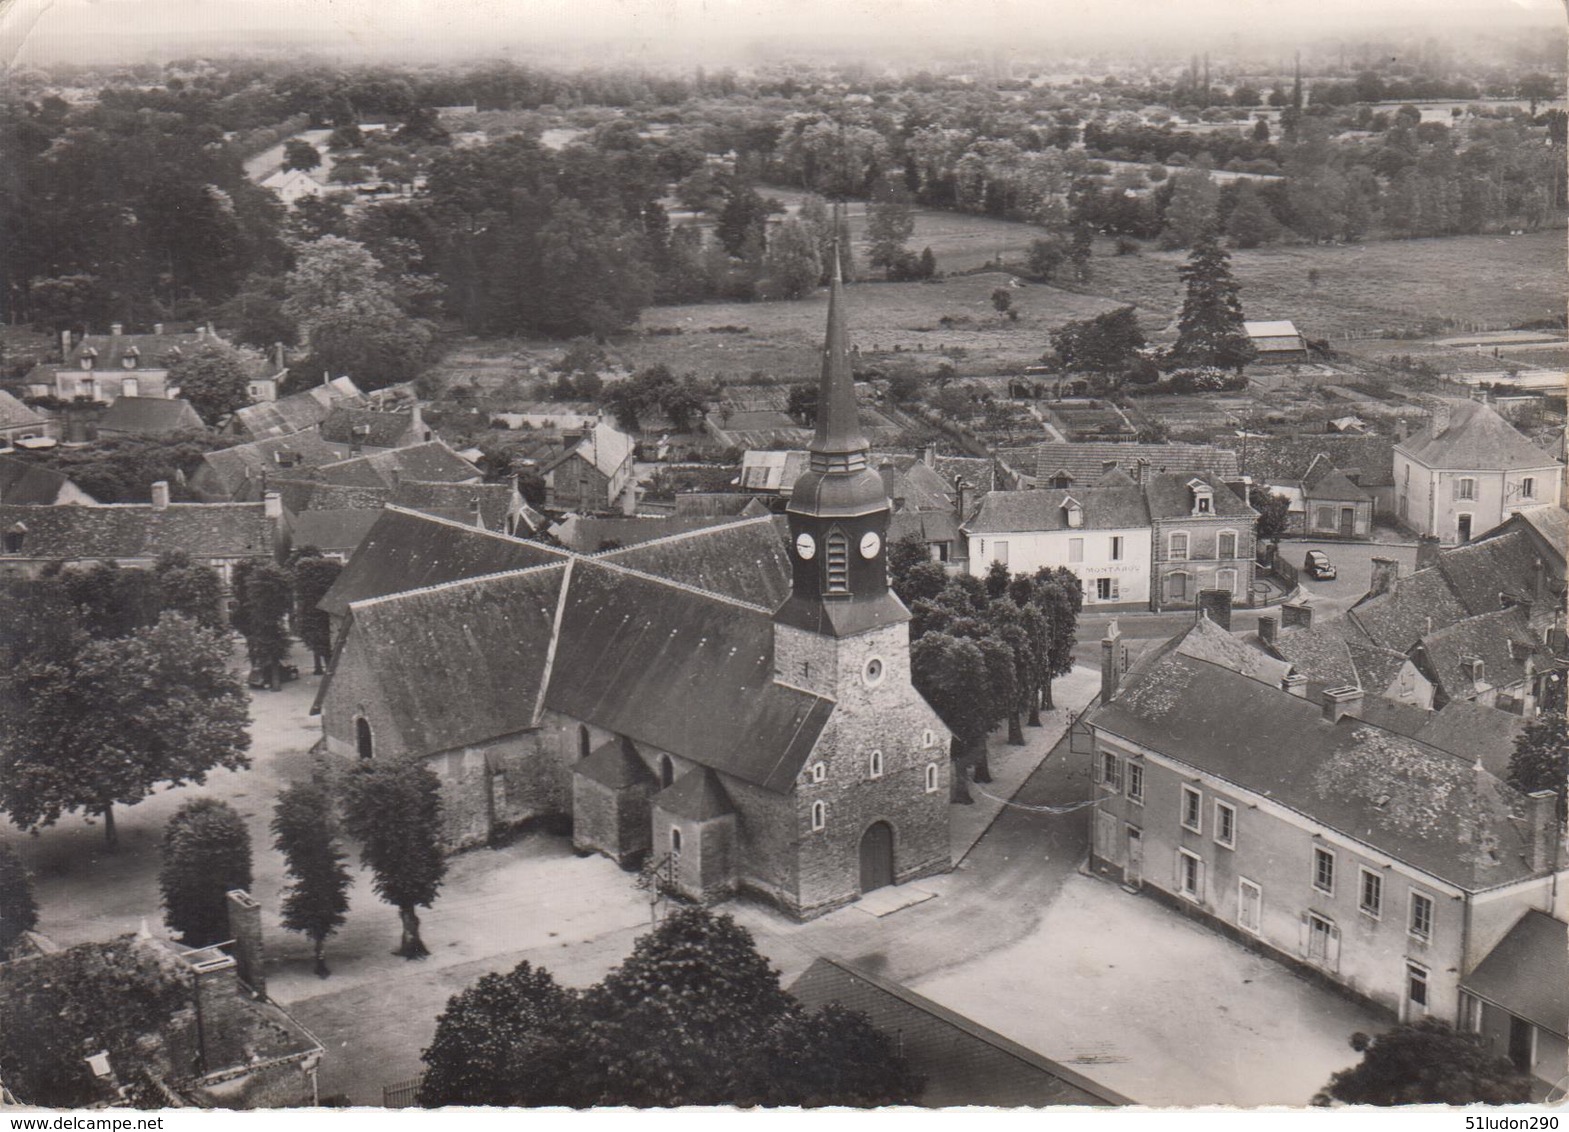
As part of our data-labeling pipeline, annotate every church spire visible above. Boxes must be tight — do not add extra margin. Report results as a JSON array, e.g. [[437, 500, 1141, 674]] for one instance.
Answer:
[[809, 232, 868, 474]]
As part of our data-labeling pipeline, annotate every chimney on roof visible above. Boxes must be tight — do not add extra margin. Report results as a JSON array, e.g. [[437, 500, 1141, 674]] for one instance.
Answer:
[[1416, 535, 1441, 571], [1198, 588, 1233, 631], [1135, 457, 1149, 485], [196, 325, 207, 340], [471, 497, 485, 528], [150, 481, 171, 511], [350, 423, 370, 456], [1321, 685, 1363, 722], [263, 490, 283, 523], [153, 323, 164, 336], [1281, 600, 1313, 630], [918, 443, 937, 468], [60, 328, 72, 359], [1428, 399, 1452, 437], [1101, 619, 1128, 703], [1258, 615, 1279, 646], [1368, 556, 1399, 599], [954, 477, 969, 521], [110, 323, 123, 336], [1394, 417, 1408, 442], [410, 400, 431, 443], [189, 951, 246, 1073], [1525, 789, 1561, 872], [1532, 556, 1548, 605], [1282, 672, 1309, 698], [225, 889, 265, 998]]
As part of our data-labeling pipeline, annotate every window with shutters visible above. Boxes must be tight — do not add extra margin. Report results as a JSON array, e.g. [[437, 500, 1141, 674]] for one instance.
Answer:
[[1180, 785, 1202, 832], [1177, 849, 1204, 900], [1237, 878, 1262, 934], [1110, 535, 1124, 561], [1100, 751, 1122, 790], [1455, 477, 1476, 501], [825, 530, 849, 593], [1409, 890, 1434, 941], [1216, 568, 1238, 596], [1125, 762, 1144, 804], [1521, 477, 1536, 499], [1218, 530, 1238, 559], [1169, 531, 1189, 560], [1214, 801, 1236, 848], [1068, 537, 1084, 563], [993, 540, 1009, 565], [1305, 912, 1339, 969], [1097, 577, 1119, 601]]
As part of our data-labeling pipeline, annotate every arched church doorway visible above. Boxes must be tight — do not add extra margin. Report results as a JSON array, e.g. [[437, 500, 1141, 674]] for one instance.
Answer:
[[859, 821, 895, 893]]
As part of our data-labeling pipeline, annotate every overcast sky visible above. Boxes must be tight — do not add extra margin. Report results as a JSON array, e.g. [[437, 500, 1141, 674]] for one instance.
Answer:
[[2, 0, 1563, 68]]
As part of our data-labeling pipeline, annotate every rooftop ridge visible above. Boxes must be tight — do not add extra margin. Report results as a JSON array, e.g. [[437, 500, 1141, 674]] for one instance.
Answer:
[[378, 503, 566, 552], [590, 512, 777, 556], [582, 555, 775, 614], [346, 559, 569, 612]]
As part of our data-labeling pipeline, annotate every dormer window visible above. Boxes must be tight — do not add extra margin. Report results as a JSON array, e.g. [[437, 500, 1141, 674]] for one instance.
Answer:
[[1461, 655, 1484, 683], [1064, 497, 1083, 528], [1049, 471, 1074, 490], [1188, 478, 1213, 516], [79, 348, 98, 371], [121, 347, 140, 369], [3, 522, 26, 554]]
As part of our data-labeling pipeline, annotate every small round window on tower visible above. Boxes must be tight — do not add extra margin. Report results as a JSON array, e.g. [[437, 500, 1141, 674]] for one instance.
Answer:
[[864, 657, 885, 686]]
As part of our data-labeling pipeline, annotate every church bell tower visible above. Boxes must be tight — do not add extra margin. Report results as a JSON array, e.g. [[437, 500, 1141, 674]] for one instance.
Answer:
[[772, 243, 909, 649]]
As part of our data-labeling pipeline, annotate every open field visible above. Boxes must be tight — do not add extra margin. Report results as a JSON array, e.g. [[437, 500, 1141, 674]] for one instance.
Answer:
[[1066, 230, 1566, 339]]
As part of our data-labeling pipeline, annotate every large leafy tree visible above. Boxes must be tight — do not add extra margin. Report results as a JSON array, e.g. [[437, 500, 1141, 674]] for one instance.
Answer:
[[158, 797, 253, 947], [0, 604, 251, 847], [911, 631, 997, 803], [0, 842, 39, 956], [1248, 486, 1293, 545], [272, 781, 352, 977], [0, 937, 189, 1108], [1508, 707, 1568, 822], [535, 201, 656, 338], [1050, 305, 1146, 376], [166, 337, 257, 426], [761, 216, 822, 299], [283, 139, 322, 173], [233, 560, 293, 690], [418, 907, 918, 1107], [1316, 1020, 1532, 1106], [339, 760, 447, 960], [154, 551, 224, 629], [866, 176, 917, 278], [1171, 231, 1256, 372], [292, 552, 344, 674]]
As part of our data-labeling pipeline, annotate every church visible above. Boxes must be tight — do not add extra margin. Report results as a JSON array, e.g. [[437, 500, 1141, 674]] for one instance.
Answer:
[[314, 260, 953, 920]]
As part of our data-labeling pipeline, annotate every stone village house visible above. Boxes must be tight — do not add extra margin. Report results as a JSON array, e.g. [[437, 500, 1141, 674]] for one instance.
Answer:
[[314, 264, 953, 919]]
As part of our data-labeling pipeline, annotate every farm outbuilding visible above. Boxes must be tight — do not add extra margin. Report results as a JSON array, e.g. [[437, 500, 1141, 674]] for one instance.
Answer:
[[1243, 320, 1310, 363]]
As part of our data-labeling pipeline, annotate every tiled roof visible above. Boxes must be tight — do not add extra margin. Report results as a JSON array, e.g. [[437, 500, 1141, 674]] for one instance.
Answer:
[[1091, 627, 1547, 892], [1462, 910, 1568, 1037], [543, 420, 634, 479], [1142, 471, 1257, 521], [1436, 530, 1552, 617], [1175, 613, 1291, 686], [577, 735, 657, 790], [933, 455, 1000, 498], [319, 406, 420, 448], [1301, 453, 1371, 502], [0, 456, 86, 505], [391, 481, 517, 531], [342, 563, 570, 757], [98, 396, 205, 436], [1415, 701, 1530, 779], [598, 515, 793, 608], [967, 482, 1148, 534], [269, 477, 388, 515], [788, 958, 1131, 1107], [545, 560, 833, 793], [1242, 434, 1396, 488], [890, 509, 963, 547], [1268, 622, 1358, 686], [876, 458, 956, 512], [1501, 506, 1569, 571], [195, 433, 352, 499], [0, 502, 274, 561], [654, 766, 736, 821], [0, 390, 48, 430], [318, 506, 566, 617], [1346, 567, 1471, 650], [1029, 442, 1240, 486], [291, 508, 386, 555], [1398, 399, 1561, 472], [230, 381, 362, 441], [1415, 606, 1540, 700], [70, 331, 205, 371]]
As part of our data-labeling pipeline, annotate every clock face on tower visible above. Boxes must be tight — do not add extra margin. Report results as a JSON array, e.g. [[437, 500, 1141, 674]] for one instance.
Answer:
[[795, 532, 817, 560], [860, 531, 881, 559]]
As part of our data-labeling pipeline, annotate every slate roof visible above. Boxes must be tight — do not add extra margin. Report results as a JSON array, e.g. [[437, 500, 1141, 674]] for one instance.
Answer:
[[1398, 399, 1561, 472], [319, 406, 420, 449], [1436, 530, 1552, 616], [0, 502, 274, 561], [577, 736, 656, 790], [1347, 567, 1472, 650], [0, 456, 87, 505], [1268, 621, 1359, 686], [1497, 506, 1569, 572], [318, 507, 566, 617], [934, 455, 1000, 498], [1090, 623, 1547, 892], [195, 433, 352, 500], [1461, 911, 1569, 1037], [1175, 613, 1292, 686], [229, 379, 362, 441], [314, 442, 479, 489], [877, 458, 956, 512], [550, 514, 736, 554], [1142, 471, 1257, 521], [72, 331, 205, 371], [654, 766, 736, 821], [967, 481, 1148, 534], [391, 481, 516, 532], [98, 396, 206, 436], [1243, 434, 1396, 488], [0, 390, 49, 431], [889, 509, 963, 548], [341, 563, 569, 757], [291, 509, 386, 555], [546, 560, 833, 793], [1302, 453, 1371, 502], [598, 515, 793, 608], [1415, 606, 1540, 700], [788, 958, 1131, 1107], [1030, 442, 1240, 486], [269, 478, 389, 515], [1415, 701, 1530, 779]]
